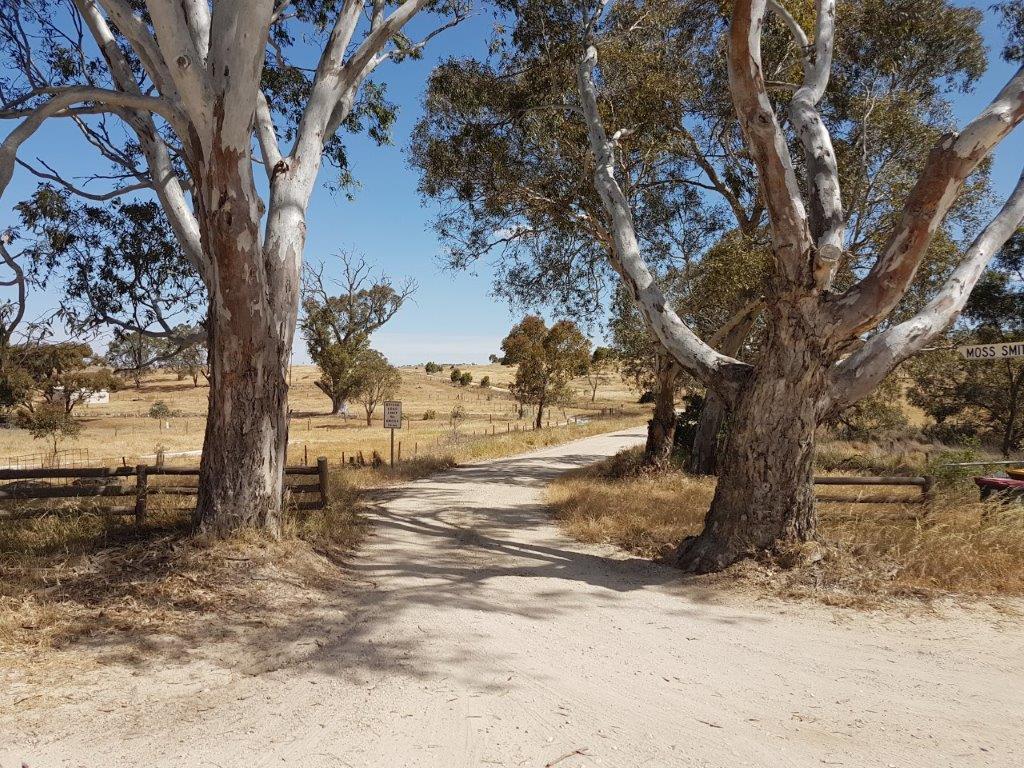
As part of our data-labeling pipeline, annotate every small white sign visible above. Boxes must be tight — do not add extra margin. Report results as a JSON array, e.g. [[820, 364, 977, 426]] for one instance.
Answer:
[[958, 341, 1024, 361], [383, 400, 403, 429]]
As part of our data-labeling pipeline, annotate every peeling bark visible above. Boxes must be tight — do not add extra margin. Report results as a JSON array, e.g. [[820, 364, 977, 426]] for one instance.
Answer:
[[688, 393, 725, 475], [677, 306, 828, 572]]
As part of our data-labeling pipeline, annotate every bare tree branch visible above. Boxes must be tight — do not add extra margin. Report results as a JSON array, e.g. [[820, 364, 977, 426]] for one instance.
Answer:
[[829, 166, 1024, 409], [834, 64, 1024, 336], [577, 44, 751, 400]]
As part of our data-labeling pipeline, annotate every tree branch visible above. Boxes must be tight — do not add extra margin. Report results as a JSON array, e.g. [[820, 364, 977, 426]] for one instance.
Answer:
[[729, 0, 814, 287], [577, 44, 751, 401], [834, 64, 1024, 337], [828, 165, 1024, 411], [15, 157, 152, 201], [771, 0, 845, 290]]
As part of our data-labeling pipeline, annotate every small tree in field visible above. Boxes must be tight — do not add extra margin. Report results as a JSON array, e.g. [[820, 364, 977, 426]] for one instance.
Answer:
[[18, 404, 81, 459], [149, 401, 174, 427], [19, 342, 119, 414], [502, 316, 591, 429], [480, 375, 491, 388], [106, 331, 163, 389], [585, 346, 613, 402], [301, 253, 414, 416], [459, 371, 473, 387], [450, 368, 462, 384], [357, 351, 401, 426]]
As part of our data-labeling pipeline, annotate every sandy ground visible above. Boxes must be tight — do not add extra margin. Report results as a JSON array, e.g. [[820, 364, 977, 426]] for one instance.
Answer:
[[3, 427, 1023, 767]]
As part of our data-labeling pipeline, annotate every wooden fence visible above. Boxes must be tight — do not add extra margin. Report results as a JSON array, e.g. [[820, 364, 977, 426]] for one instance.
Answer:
[[0, 457, 330, 524], [813, 475, 935, 504]]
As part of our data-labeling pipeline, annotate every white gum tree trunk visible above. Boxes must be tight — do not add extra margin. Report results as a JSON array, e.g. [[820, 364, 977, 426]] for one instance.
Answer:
[[577, 0, 1024, 570], [1, 0, 453, 534]]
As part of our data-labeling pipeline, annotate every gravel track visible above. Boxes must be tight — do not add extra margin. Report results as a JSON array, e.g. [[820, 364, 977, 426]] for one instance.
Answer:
[[3, 426, 1022, 767]]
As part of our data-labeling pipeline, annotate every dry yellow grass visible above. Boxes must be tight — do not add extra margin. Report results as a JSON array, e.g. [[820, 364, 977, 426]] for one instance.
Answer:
[[547, 448, 1024, 604], [0, 363, 643, 469]]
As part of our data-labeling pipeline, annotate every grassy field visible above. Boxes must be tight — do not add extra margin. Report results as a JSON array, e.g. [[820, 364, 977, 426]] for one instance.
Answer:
[[0, 363, 644, 469], [547, 447, 1024, 605]]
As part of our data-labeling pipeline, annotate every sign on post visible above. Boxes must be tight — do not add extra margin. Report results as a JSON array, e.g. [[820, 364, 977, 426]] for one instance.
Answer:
[[383, 401, 403, 429], [384, 401, 402, 467], [958, 341, 1024, 361]]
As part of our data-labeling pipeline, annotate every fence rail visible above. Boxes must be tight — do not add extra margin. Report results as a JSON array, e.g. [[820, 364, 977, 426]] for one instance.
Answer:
[[813, 475, 935, 504], [0, 457, 330, 524]]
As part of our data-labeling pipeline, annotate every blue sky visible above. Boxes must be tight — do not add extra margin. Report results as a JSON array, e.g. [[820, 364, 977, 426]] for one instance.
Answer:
[[1, 3, 1022, 365]]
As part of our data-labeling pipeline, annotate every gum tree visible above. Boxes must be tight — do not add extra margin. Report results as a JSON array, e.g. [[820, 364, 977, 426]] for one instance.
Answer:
[[577, 0, 1024, 570], [301, 252, 414, 415], [413, 0, 989, 476], [0, 0, 466, 533], [501, 315, 591, 429]]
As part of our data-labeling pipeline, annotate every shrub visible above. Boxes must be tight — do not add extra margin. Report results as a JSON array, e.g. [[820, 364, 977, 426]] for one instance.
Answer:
[[637, 390, 656, 404], [148, 401, 173, 420], [422, 409, 438, 420], [450, 368, 462, 383], [480, 375, 491, 388], [425, 362, 442, 374], [459, 372, 473, 386]]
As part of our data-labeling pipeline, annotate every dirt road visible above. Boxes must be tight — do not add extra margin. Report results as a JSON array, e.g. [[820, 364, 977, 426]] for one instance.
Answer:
[[3, 427, 1023, 767]]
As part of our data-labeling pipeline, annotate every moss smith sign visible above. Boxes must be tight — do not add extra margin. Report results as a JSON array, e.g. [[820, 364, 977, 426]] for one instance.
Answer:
[[958, 342, 1024, 360]]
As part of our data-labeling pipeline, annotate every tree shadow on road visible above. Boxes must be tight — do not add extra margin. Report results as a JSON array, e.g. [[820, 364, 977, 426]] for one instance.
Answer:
[[3, 435, 764, 698]]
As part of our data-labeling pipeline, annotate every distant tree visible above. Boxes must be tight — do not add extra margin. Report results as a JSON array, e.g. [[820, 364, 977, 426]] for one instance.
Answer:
[[502, 316, 590, 428], [585, 346, 613, 402], [450, 403, 467, 435], [425, 361, 443, 374], [8, 341, 119, 415], [301, 253, 414, 415], [480, 375, 491, 388], [106, 330, 164, 388], [167, 336, 207, 387], [488, 354, 500, 364], [827, 376, 909, 440], [450, 368, 462, 383], [609, 287, 682, 467], [149, 401, 173, 422], [46, 367, 120, 414], [356, 351, 402, 427], [17, 403, 81, 458], [459, 371, 473, 386]]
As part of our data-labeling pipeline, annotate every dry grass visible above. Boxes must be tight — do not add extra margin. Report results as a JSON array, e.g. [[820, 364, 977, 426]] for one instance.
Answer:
[[547, 447, 1024, 605], [0, 489, 362, 662], [0, 363, 644, 470]]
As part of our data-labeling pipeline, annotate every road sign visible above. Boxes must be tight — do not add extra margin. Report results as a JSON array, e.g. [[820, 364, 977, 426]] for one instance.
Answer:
[[958, 341, 1024, 361], [383, 400, 403, 430]]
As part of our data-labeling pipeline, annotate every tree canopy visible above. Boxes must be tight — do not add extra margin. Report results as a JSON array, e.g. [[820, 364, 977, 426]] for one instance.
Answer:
[[502, 315, 591, 428]]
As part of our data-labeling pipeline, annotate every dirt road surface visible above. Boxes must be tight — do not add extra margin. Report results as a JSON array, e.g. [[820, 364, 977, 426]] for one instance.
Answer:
[[3, 427, 1022, 767]]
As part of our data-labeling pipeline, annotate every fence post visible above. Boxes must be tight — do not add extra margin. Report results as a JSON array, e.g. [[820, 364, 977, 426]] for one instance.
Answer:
[[922, 475, 936, 503], [317, 457, 330, 507], [134, 464, 148, 526]]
